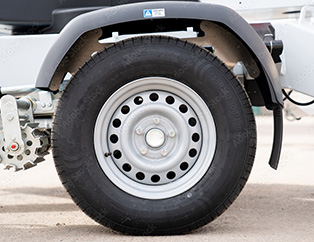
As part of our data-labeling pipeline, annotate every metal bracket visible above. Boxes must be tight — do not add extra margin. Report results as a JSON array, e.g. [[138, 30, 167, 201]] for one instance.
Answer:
[[32, 91, 57, 115], [38, 91, 53, 111], [98, 27, 198, 44], [299, 5, 314, 24], [0, 95, 25, 155]]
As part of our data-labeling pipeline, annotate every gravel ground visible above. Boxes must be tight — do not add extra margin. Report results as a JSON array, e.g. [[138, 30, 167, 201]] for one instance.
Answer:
[[0, 116, 314, 241]]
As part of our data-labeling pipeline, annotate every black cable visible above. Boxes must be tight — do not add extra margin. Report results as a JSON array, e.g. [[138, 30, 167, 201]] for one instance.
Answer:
[[283, 90, 292, 101], [282, 89, 314, 106]]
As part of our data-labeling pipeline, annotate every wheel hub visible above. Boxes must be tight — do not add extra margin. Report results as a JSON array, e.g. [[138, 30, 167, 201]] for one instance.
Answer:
[[94, 77, 216, 199], [145, 128, 165, 148], [107, 90, 203, 185]]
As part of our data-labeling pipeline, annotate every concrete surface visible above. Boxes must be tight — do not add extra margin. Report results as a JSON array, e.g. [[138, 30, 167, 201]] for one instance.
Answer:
[[0, 116, 314, 241]]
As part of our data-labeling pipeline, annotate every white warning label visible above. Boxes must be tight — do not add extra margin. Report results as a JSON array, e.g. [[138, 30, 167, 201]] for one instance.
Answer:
[[143, 9, 165, 18]]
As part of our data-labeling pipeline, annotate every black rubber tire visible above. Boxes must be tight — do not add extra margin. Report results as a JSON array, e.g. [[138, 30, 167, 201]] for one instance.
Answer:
[[53, 36, 256, 235]]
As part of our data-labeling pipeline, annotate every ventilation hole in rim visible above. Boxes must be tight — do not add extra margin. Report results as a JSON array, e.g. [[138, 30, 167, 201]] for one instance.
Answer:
[[110, 134, 119, 144], [188, 117, 197, 127], [151, 175, 160, 183], [121, 105, 130, 114], [26, 140, 33, 146], [179, 104, 188, 113], [189, 149, 197, 158], [165, 96, 175, 105], [122, 163, 132, 172], [134, 96, 143, 105], [192, 133, 200, 142], [25, 149, 31, 156], [112, 119, 121, 128], [136, 172, 145, 180], [7, 155, 13, 159], [17, 155, 23, 161], [149, 93, 159, 102], [166, 171, 176, 180], [113, 150, 122, 159], [180, 162, 189, 171], [2, 146, 5, 152]]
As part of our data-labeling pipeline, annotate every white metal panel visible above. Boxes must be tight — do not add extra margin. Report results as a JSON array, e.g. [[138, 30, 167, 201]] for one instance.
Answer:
[[271, 15, 314, 98], [0, 1, 312, 90], [202, 0, 313, 21], [0, 34, 58, 87], [202, 0, 313, 10]]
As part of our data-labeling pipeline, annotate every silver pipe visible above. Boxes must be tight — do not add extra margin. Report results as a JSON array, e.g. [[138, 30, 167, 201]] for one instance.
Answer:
[[1, 85, 37, 96]]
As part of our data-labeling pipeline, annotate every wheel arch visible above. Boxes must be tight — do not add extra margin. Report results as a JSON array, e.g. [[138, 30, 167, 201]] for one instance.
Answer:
[[35, 1, 283, 109]]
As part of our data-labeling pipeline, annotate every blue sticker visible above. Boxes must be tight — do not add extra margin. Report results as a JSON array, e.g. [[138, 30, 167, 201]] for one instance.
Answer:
[[144, 10, 153, 18]]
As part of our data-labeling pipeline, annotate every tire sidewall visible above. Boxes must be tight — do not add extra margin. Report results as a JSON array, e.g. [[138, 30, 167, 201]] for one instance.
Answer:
[[53, 38, 255, 233]]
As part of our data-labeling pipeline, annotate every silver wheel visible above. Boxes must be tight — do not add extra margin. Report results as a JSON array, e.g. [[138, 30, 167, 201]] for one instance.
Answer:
[[94, 77, 216, 199]]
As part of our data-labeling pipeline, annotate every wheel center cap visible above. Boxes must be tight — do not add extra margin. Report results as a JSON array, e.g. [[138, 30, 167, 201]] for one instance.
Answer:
[[145, 129, 165, 148]]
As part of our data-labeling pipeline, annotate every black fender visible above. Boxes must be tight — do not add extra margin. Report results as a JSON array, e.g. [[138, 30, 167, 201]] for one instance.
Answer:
[[35, 1, 283, 107]]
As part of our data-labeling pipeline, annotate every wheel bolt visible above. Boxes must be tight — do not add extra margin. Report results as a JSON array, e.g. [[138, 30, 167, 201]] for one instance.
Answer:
[[168, 131, 176, 138], [136, 128, 142, 135], [161, 149, 168, 156], [140, 148, 148, 155], [153, 117, 160, 124]]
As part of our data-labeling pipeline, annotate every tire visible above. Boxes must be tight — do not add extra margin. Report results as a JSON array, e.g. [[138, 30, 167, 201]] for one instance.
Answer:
[[53, 36, 256, 235]]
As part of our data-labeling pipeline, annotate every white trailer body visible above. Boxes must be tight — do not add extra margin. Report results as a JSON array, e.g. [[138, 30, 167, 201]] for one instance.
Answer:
[[0, 0, 313, 235]]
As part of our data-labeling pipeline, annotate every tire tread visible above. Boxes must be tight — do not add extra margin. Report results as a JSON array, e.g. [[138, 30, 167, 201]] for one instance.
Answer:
[[52, 36, 256, 235]]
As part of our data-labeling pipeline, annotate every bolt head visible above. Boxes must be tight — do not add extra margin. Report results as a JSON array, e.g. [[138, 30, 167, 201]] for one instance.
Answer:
[[161, 149, 168, 156], [140, 148, 148, 155], [169, 131, 176, 138], [153, 117, 160, 124], [136, 128, 142, 135], [47, 103, 52, 107], [9, 142, 19, 151], [5, 101, 13, 107], [6, 113, 14, 121]]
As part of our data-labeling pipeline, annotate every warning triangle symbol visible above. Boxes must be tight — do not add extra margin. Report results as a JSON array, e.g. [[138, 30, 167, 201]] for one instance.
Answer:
[[144, 10, 152, 17]]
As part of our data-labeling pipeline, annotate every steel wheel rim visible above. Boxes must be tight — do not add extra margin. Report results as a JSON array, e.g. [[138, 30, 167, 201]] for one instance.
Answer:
[[94, 77, 216, 199]]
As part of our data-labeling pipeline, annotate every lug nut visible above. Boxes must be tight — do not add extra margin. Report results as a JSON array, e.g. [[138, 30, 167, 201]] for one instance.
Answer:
[[153, 117, 160, 124], [136, 128, 142, 135], [140, 148, 148, 155], [168, 131, 176, 138], [161, 149, 168, 156]]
